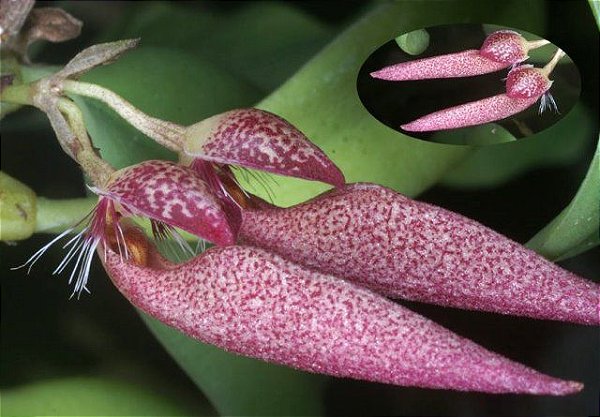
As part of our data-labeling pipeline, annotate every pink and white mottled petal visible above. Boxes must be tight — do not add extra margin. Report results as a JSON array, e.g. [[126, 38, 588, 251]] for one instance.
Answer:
[[506, 65, 552, 99], [183, 109, 345, 187], [101, 243, 582, 395], [479, 30, 528, 64], [401, 94, 539, 132], [240, 184, 600, 325], [105, 160, 235, 246], [370, 50, 509, 81]]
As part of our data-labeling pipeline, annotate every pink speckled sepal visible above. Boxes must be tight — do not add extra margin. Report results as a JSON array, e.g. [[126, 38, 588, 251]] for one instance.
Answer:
[[400, 93, 539, 132], [240, 184, 600, 325], [104, 160, 235, 246], [479, 30, 528, 64], [101, 240, 582, 395], [506, 65, 552, 99], [370, 50, 509, 81], [183, 108, 345, 187]]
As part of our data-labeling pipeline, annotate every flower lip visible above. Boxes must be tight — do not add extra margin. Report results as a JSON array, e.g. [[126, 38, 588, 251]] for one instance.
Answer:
[[182, 108, 345, 188], [102, 160, 236, 246]]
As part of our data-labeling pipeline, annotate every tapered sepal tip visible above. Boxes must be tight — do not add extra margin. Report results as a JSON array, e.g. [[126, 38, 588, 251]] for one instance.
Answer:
[[105, 160, 235, 246], [370, 50, 508, 81], [183, 108, 345, 187], [101, 240, 583, 395], [400, 94, 540, 132], [240, 183, 599, 325]]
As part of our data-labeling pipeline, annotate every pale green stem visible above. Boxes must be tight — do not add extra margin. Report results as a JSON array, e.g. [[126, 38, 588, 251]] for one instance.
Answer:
[[0, 83, 33, 105], [541, 48, 566, 76], [525, 39, 550, 50], [35, 197, 98, 233], [62, 80, 186, 152], [56, 98, 115, 186]]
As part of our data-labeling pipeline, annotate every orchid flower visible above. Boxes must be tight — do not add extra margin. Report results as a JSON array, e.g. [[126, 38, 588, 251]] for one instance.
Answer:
[[5, 35, 595, 397], [400, 49, 565, 132], [15, 107, 595, 395], [370, 29, 550, 81]]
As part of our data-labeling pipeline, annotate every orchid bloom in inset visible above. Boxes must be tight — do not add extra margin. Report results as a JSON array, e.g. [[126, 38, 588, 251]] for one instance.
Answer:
[[18, 108, 597, 395], [370, 30, 549, 81], [401, 63, 556, 132]]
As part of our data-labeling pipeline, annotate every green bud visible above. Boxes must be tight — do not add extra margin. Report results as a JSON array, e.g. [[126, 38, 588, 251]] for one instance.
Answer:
[[0, 171, 37, 240]]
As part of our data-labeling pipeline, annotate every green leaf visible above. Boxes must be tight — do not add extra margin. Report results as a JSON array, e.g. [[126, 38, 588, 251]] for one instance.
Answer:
[[73, 46, 262, 169], [98, 2, 335, 93], [441, 104, 594, 189], [1, 376, 207, 416], [141, 314, 325, 416], [252, 0, 546, 207], [589, 0, 600, 29], [396, 29, 430, 55], [527, 136, 600, 260]]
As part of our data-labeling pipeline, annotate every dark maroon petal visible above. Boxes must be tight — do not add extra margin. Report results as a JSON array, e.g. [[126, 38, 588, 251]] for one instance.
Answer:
[[401, 94, 539, 132], [240, 184, 599, 325], [370, 50, 509, 81], [104, 160, 234, 246], [101, 240, 582, 395], [182, 108, 345, 187]]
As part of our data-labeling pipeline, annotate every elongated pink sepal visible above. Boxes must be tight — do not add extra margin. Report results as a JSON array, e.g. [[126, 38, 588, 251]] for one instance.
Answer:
[[183, 108, 345, 187], [104, 160, 235, 245], [370, 50, 509, 81], [101, 241, 582, 395], [240, 184, 599, 325], [401, 93, 539, 131]]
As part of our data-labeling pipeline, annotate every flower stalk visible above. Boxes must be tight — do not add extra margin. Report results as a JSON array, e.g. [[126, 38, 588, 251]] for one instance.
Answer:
[[62, 80, 186, 152]]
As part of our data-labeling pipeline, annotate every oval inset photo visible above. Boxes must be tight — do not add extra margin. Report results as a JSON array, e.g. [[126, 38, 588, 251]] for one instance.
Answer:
[[357, 24, 581, 145]]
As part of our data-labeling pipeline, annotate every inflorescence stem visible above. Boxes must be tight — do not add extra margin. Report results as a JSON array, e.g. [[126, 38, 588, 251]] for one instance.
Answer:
[[62, 80, 186, 152], [542, 48, 566, 76], [525, 39, 551, 50], [56, 97, 115, 187]]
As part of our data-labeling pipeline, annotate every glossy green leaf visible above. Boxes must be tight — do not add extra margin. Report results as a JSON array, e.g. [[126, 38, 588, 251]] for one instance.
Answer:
[[99, 2, 335, 93], [589, 0, 600, 29], [141, 314, 325, 416], [396, 29, 430, 55], [73, 47, 261, 169], [441, 104, 594, 188], [1, 376, 207, 416], [252, 0, 545, 207], [527, 136, 600, 260]]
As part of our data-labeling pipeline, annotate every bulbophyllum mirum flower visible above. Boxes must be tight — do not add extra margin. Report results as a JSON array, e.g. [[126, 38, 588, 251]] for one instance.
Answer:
[[19, 109, 594, 394], [370, 30, 549, 81], [19, 160, 235, 295], [401, 63, 556, 132]]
